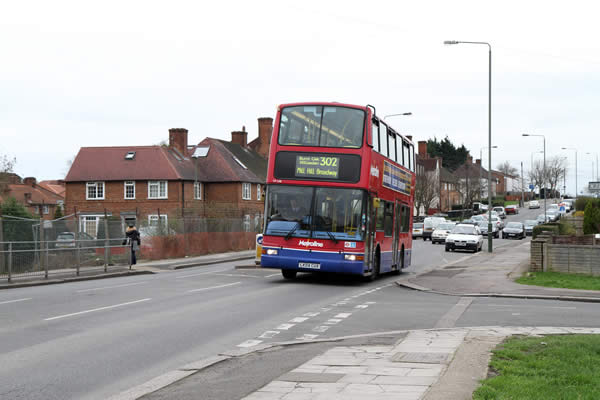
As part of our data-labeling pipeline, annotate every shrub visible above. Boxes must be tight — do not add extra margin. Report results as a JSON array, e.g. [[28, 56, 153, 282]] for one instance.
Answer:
[[532, 223, 559, 239], [576, 196, 596, 211], [559, 220, 576, 236], [574, 211, 585, 217], [583, 201, 600, 235]]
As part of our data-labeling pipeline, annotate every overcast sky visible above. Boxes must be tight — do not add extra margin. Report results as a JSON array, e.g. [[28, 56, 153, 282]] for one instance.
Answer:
[[2, 0, 599, 195]]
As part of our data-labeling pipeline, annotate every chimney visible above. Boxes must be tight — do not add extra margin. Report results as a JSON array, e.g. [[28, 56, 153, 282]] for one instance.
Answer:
[[169, 128, 188, 155], [257, 117, 273, 158], [231, 126, 248, 147], [24, 177, 37, 186], [467, 155, 473, 165], [476, 159, 481, 166], [418, 141, 428, 158]]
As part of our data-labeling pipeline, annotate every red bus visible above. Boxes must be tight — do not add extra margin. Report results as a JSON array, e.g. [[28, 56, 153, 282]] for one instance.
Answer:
[[261, 102, 415, 280]]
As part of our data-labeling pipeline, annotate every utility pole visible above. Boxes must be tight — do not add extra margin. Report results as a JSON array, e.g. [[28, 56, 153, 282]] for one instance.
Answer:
[[521, 161, 525, 207]]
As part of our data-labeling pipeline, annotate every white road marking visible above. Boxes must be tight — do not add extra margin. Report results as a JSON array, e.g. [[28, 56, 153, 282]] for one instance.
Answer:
[[355, 304, 369, 309], [512, 313, 521, 316], [334, 313, 352, 319], [44, 298, 151, 321], [259, 331, 280, 339], [320, 307, 332, 312], [366, 301, 376, 305], [290, 317, 309, 323], [211, 273, 261, 279], [265, 273, 281, 278], [296, 334, 319, 341], [176, 269, 229, 278], [303, 312, 320, 317], [76, 281, 148, 293], [276, 323, 295, 330], [551, 307, 577, 310], [325, 319, 342, 325], [313, 326, 330, 333], [0, 297, 32, 305], [434, 297, 473, 329], [237, 339, 263, 348], [187, 282, 241, 293]]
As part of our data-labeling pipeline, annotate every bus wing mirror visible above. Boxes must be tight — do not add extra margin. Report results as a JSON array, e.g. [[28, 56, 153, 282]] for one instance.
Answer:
[[373, 198, 380, 208]]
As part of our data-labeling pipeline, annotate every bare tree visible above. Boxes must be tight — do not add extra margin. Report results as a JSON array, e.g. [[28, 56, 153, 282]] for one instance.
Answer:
[[0, 154, 16, 195], [415, 169, 438, 216], [528, 160, 545, 193], [497, 161, 518, 177], [547, 156, 567, 197]]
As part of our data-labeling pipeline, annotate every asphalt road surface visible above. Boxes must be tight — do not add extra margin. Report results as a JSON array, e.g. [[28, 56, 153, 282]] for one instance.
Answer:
[[1, 204, 592, 400]]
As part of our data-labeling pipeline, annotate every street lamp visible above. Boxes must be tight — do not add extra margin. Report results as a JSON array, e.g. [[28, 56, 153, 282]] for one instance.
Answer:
[[445, 40, 493, 252], [479, 146, 498, 200], [562, 147, 578, 201], [586, 152, 598, 181], [523, 134, 546, 222], [383, 112, 412, 120]]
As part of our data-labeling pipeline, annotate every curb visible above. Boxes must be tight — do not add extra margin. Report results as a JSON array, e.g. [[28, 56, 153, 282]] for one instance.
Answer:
[[164, 255, 255, 270], [0, 270, 154, 290], [395, 280, 600, 303]]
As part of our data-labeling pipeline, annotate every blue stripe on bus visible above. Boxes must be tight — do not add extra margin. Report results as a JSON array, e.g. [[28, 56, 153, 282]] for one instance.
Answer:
[[261, 248, 366, 275]]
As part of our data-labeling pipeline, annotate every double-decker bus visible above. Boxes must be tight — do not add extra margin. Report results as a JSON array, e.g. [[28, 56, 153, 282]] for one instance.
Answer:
[[261, 102, 415, 280]]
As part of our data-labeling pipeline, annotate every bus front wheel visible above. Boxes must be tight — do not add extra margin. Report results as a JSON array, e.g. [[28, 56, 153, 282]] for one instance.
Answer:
[[282, 270, 297, 280]]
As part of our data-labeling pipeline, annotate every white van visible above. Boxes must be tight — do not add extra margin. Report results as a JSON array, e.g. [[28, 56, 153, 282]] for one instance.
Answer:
[[423, 217, 446, 241]]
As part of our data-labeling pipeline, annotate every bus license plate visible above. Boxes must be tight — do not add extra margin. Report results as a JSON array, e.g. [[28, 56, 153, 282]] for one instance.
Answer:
[[299, 262, 320, 270]]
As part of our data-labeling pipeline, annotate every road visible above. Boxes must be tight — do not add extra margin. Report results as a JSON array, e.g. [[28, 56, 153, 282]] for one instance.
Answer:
[[0, 204, 593, 400]]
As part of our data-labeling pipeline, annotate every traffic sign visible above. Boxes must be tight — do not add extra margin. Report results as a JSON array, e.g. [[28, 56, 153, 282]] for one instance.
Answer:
[[529, 184, 534, 190], [590, 182, 600, 192]]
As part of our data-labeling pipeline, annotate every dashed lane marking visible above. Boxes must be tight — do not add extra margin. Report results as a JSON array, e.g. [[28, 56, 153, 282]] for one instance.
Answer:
[[303, 312, 320, 317], [237, 339, 263, 348], [211, 273, 261, 279], [259, 331, 280, 339], [187, 282, 241, 293], [289, 317, 309, 323], [0, 297, 32, 305], [355, 304, 369, 309], [265, 273, 281, 278], [334, 313, 352, 319], [45, 298, 151, 321], [276, 323, 295, 330], [325, 319, 342, 325], [312, 326, 330, 333], [296, 334, 319, 341], [76, 281, 148, 293], [176, 269, 229, 278]]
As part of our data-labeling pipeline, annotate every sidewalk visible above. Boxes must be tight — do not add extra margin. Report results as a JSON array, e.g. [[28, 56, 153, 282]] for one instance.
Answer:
[[397, 240, 600, 302], [0, 250, 255, 289]]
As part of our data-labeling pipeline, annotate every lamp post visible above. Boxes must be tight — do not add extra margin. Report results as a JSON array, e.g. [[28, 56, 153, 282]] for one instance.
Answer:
[[445, 40, 493, 252], [479, 146, 498, 201], [523, 134, 546, 222], [383, 112, 412, 120], [562, 147, 578, 201], [587, 152, 598, 181]]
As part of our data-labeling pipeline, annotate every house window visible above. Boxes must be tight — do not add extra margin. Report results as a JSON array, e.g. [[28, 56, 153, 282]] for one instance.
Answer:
[[81, 216, 99, 238], [243, 214, 251, 232], [124, 181, 136, 199], [194, 182, 202, 200], [86, 182, 105, 200], [42, 205, 49, 214], [148, 181, 168, 199], [257, 184, 261, 201], [148, 214, 168, 226], [242, 183, 251, 200]]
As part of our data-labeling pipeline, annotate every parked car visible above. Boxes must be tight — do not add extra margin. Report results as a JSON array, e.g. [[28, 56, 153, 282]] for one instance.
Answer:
[[55, 231, 98, 251], [523, 220, 538, 236], [471, 215, 485, 222], [505, 204, 519, 215], [503, 222, 525, 239], [412, 222, 424, 239], [431, 222, 457, 244], [492, 206, 506, 219], [423, 217, 446, 241], [486, 215, 504, 230], [536, 214, 551, 224], [445, 224, 483, 253], [477, 220, 499, 238], [529, 200, 540, 209], [546, 209, 560, 222]]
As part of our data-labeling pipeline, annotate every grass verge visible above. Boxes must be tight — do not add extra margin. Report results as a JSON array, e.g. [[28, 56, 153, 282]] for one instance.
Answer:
[[516, 271, 600, 291], [473, 334, 600, 399]]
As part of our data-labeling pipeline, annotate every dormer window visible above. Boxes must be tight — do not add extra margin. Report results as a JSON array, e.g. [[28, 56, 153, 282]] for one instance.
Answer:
[[125, 151, 136, 160]]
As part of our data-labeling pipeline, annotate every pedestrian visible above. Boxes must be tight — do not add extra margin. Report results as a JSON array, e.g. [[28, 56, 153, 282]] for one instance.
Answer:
[[123, 223, 141, 265]]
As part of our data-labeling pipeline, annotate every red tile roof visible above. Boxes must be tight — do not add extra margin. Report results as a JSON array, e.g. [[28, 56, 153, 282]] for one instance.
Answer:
[[38, 180, 66, 197], [0, 183, 64, 205]]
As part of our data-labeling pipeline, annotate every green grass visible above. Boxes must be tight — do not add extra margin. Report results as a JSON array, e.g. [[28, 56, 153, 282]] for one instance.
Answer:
[[504, 200, 519, 206], [474, 334, 600, 400], [516, 271, 600, 291]]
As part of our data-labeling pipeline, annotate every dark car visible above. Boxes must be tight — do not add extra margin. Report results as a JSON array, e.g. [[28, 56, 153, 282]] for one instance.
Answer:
[[503, 222, 525, 239], [477, 221, 499, 238]]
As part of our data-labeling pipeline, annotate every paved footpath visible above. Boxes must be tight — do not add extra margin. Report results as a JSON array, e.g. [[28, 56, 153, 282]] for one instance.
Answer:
[[242, 326, 600, 400]]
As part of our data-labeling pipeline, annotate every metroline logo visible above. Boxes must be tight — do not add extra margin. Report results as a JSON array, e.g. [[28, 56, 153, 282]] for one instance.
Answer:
[[298, 240, 324, 248]]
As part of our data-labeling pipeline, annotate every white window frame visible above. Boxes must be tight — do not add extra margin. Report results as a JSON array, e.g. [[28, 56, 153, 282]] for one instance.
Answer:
[[194, 181, 202, 200], [242, 182, 251, 200], [86, 182, 105, 200], [243, 214, 251, 232], [148, 181, 168, 199], [256, 184, 261, 201], [124, 181, 136, 199], [148, 214, 168, 226], [80, 215, 100, 238], [42, 205, 49, 214]]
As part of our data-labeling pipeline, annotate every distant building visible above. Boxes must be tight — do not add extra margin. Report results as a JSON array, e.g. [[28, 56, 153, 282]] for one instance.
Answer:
[[0, 176, 65, 220]]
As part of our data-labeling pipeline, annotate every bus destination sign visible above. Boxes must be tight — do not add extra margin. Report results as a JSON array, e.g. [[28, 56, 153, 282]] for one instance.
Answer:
[[295, 155, 340, 179], [382, 160, 412, 196]]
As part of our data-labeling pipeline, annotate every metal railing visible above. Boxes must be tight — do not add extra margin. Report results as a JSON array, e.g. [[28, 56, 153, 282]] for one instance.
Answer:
[[0, 238, 132, 283]]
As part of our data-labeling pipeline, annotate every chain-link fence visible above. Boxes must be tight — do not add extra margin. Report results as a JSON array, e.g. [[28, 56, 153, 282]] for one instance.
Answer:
[[0, 213, 263, 282]]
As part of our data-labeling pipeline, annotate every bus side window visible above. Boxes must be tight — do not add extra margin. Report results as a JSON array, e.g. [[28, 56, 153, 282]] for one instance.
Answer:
[[380, 123, 389, 158], [401, 205, 411, 232], [376, 201, 385, 231], [403, 142, 409, 169], [391, 134, 397, 163], [372, 120, 379, 153], [410, 144, 415, 171], [384, 202, 394, 237]]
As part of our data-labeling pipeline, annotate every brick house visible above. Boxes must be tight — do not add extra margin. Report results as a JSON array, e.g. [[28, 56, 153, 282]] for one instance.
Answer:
[[415, 141, 461, 213], [0, 176, 65, 220], [64, 119, 271, 238]]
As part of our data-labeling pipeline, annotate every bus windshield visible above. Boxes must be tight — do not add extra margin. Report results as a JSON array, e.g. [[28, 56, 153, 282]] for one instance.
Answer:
[[278, 105, 365, 148], [265, 185, 366, 241]]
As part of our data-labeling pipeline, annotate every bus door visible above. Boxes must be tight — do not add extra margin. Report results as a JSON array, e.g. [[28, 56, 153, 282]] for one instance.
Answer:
[[393, 200, 401, 268], [366, 195, 378, 273]]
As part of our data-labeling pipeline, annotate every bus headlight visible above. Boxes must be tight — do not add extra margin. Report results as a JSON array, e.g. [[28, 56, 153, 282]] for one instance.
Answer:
[[344, 254, 364, 261], [265, 249, 278, 255]]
